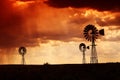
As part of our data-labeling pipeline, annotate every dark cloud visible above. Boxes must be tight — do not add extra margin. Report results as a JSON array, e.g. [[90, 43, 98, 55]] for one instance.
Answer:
[[45, 0, 120, 11]]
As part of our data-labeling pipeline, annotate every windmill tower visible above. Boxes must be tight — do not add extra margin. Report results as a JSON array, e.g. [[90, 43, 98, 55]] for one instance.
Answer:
[[79, 43, 89, 64], [18, 47, 27, 65], [83, 24, 104, 63]]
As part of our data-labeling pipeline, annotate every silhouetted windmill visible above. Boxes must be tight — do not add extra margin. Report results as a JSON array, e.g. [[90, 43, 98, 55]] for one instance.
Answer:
[[79, 43, 89, 64], [84, 24, 104, 63], [18, 47, 27, 65]]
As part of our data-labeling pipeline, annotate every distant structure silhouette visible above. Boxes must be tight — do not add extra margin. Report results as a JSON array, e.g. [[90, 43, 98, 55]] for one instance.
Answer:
[[79, 43, 89, 64], [84, 24, 104, 63], [18, 47, 27, 65], [44, 62, 49, 65]]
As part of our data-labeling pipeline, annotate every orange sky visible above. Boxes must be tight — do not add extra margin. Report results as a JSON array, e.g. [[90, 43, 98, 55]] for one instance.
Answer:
[[0, 0, 120, 64]]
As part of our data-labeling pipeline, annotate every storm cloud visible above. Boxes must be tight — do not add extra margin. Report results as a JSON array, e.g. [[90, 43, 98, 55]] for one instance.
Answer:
[[45, 0, 120, 11]]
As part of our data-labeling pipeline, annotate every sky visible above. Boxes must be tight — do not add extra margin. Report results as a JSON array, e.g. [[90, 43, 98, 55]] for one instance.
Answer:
[[0, 0, 120, 64]]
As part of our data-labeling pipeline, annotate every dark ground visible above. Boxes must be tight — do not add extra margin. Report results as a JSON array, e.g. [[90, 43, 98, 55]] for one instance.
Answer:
[[0, 63, 120, 80]]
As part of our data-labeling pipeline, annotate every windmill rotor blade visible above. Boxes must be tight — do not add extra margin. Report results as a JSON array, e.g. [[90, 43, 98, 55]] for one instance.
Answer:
[[95, 32, 98, 34], [86, 35, 89, 40], [84, 34, 87, 38], [84, 27, 87, 30], [95, 30, 98, 32], [93, 27, 96, 30], [88, 39, 90, 41], [96, 34, 99, 36], [85, 37, 88, 40]]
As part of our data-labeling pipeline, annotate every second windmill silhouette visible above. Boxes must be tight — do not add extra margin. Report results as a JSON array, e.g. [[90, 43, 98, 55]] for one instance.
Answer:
[[79, 43, 89, 64], [18, 47, 27, 65]]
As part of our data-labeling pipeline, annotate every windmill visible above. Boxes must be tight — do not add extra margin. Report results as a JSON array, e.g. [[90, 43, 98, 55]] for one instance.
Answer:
[[18, 47, 27, 65], [79, 43, 89, 64], [84, 24, 104, 63]]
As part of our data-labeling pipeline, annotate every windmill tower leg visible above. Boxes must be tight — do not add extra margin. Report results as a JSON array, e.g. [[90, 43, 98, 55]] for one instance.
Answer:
[[22, 55, 25, 65], [90, 43, 98, 63], [83, 51, 86, 64], [90, 35, 98, 63]]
